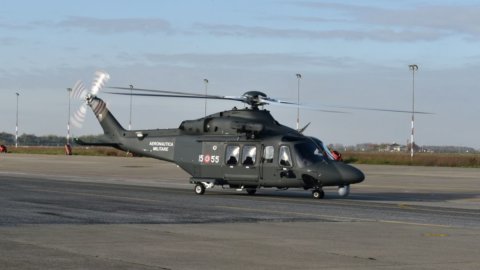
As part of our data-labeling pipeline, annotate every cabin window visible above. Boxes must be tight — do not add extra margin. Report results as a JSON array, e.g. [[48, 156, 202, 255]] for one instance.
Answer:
[[279, 145, 292, 167], [242, 145, 257, 166], [226, 145, 240, 165], [263, 146, 274, 163]]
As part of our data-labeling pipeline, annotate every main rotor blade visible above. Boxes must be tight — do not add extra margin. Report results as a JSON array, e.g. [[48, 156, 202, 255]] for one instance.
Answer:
[[106, 91, 246, 102], [259, 96, 297, 105], [108, 91, 348, 113], [109, 86, 249, 102], [110, 86, 212, 98], [110, 86, 432, 114], [266, 102, 349, 113], [318, 104, 434, 114]]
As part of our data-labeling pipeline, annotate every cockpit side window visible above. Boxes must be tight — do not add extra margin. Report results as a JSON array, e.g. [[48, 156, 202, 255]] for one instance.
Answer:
[[242, 145, 257, 166], [279, 145, 292, 167], [263, 146, 274, 163], [310, 137, 335, 161], [226, 145, 240, 165]]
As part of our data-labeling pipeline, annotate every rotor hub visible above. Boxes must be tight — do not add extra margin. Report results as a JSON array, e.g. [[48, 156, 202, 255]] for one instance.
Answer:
[[242, 91, 268, 108], [85, 93, 94, 104]]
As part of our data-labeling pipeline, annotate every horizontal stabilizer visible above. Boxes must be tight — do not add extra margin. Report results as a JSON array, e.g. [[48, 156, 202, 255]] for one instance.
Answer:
[[73, 138, 120, 148]]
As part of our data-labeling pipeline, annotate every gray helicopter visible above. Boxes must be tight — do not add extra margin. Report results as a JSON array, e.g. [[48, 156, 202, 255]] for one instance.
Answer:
[[72, 71, 428, 199]]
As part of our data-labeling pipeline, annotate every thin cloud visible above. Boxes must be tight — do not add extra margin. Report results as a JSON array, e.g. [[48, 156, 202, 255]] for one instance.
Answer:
[[56, 16, 172, 34], [0, 37, 20, 46], [0, 21, 34, 30], [362, 5, 480, 41], [195, 23, 444, 42], [294, 2, 480, 41], [143, 52, 358, 69], [192, 2, 460, 42]]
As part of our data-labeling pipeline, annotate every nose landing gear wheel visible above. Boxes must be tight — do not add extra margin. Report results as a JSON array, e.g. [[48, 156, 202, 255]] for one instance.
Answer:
[[246, 188, 257, 195], [194, 183, 206, 195], [338, 185, 350, 197], [312, 189, 325, 199]]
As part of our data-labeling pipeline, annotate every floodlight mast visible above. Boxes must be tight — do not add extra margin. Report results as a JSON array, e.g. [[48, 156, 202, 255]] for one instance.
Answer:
[[204, 79, 209, 117], [129, 84, 133, 130], [15, 92, 19, 148], [67, 88, 72, 144], [296, 73, 302, 130], [409, 64, 418, 159]]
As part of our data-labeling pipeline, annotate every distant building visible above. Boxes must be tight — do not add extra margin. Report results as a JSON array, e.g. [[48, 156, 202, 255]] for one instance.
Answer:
[[383, 142, 406, 152], [356, 143, 378, 152], [407, 142, 420, 153]]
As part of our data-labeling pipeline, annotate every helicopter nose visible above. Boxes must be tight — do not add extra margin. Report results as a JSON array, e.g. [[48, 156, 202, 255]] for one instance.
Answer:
[[337, 163, 365, 184]]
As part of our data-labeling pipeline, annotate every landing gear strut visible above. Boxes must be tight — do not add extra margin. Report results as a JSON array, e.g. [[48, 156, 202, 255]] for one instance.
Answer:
[[312, 189, 325, 199]]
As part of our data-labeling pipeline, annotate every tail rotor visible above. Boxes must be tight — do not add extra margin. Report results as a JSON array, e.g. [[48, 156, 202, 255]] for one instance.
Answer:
[[71, 70, 110, 128]]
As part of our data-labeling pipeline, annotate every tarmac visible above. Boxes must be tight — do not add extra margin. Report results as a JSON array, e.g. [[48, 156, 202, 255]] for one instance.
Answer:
[[0, 154, 479, 269]]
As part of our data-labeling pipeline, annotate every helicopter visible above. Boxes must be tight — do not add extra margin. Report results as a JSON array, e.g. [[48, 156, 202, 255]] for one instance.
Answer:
[[71, 71, 428, 199]]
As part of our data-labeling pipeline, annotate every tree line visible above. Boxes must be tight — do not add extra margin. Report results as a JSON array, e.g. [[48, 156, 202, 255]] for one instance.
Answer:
[[0, 132, 103, 146], [0, 132, 477, 153]]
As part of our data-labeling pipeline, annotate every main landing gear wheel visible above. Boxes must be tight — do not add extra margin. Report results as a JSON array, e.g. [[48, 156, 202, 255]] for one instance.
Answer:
[[312, 189, 325, 199], [246, 188, 257, 195], [194, 183, 206, 195]]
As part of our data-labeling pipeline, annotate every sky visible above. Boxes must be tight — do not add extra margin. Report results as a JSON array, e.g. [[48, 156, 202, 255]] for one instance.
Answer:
[[1, 0, 479, 148]]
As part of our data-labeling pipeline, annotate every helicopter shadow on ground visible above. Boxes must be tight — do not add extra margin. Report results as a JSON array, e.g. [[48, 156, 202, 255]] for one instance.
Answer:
[[220, 189, 479, 203], [346, 191, 479, 203]]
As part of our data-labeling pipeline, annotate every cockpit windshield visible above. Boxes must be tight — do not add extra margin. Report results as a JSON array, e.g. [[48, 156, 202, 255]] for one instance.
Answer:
[[294, 142, 328, 167], [309, 137, 336, 161]]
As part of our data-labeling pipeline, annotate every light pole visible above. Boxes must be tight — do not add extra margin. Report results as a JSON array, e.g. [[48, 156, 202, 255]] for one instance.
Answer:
[[129, 84, 133, 130], [15, 92, 19, 148], [204, 79, 208, 117], [67, 88, 72, 145], [408, 64, 418, 159], [296, 73, 302, 130]]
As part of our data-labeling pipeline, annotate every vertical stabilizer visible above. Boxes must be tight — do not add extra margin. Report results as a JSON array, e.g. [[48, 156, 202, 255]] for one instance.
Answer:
[[87, 96, 125, 140]]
